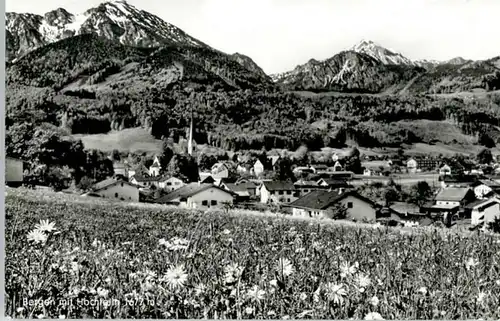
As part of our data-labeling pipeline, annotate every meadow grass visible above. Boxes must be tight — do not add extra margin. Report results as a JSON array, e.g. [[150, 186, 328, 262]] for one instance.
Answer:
[[5, 188, 500, 319]]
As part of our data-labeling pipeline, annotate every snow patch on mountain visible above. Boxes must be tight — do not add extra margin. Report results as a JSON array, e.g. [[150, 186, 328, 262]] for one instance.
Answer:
[[349, 40, 414, 66]]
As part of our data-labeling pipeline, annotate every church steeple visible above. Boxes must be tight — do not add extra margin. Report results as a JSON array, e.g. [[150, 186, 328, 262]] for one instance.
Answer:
[[187, 106, 194, 156]]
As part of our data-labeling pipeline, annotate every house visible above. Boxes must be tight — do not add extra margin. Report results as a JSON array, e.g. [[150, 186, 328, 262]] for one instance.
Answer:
[[211, 163, 229, 179], [331, 153, 339, 162], [439, 164, 452, 176], [416, 158, 439, 171], [471, 181, 494, 199], [434, 187, 475, 207], [406, 158, 417, 174], [113, 162, 130, 177], [317, 178, 350, 189], [236, 181, 258, 196], [421, 187, 476, 222], [363, 168, 372, 176], [294, 180, 324, 196], [221, 183, 251, 201], [128, 164, 149, 179], [149, 156, 162, 177], [236, 164, 251, 174], [160, 176, 186, 192], [5, 157, 24, 187], [310, 164, 329, 173], [259, 181, 298, 204], [292, 166, 314, 175], [130, 175, 162, 189], [466, 197, 500, 226], [383, 202, 427, 226], [199, 174, 216, 184], [88, 178, 140, 202], [253, 156, 278, 177], [155, 183, 235, 209], [286, 190, 380, 222]]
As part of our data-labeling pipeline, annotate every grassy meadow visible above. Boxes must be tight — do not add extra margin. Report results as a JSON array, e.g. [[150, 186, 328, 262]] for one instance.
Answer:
[[5, 188, 500, 319]]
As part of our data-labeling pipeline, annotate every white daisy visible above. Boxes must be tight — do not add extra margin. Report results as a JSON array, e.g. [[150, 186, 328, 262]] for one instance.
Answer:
[[27, 229, 47, 244], [323, 283, 347, 306], [246, 285, 265, 302], [466, 257, 479, 270], [369, 296, 379, 307], [162, 264, 188, 290], [356, 273, 371, 290], [34, 219, 57, 233]]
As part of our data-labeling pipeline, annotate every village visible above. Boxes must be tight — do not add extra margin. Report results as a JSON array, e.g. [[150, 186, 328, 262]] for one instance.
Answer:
[[6, 145, 500, 232]]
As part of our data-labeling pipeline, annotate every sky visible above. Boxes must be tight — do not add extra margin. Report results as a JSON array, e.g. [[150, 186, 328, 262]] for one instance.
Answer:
[[6, 0, 500, 74]]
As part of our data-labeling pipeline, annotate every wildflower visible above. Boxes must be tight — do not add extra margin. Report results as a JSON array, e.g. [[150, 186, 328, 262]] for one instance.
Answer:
[[300, 292, 308, 301], [27, 229, 47, 244], [91, 239, 99, 248], [70, 262, 80, 273], [297, 310, 314, 318], [277, 258, 294, 277], [245, 307, 254, 315], [466, 257, 479, 270], [477, 291, 487, 304], [158, 238, 167, 246], [59, 315, 66, 319], [267, 310, 276, 317], [340, 261, 359, 278], [364, 312, 384, 320], [162, 264, 188, 290], [269, 279, 278, 287], [104, 277, 112, 284], [356, 273, 371, 291], [222, 229, 231, 235], [246, 285, 266, 302], [194, 283, 206, 296], [97, 287, 109, 298], [16, 307, 24, 313], [37, 314, 45, 319], [369, 296, 379, 307], [313, 286, 321, 303], [224, 263, 244, 284], [34, 219, 57, 233], [295, 247, 305, 253], [496, 280, 500, 286], [418, 286, 428, 295], [323, 283, 347, 306]]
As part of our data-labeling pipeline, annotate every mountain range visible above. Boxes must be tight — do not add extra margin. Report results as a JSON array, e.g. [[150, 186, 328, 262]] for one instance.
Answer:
[[5, 0, 500, 155]]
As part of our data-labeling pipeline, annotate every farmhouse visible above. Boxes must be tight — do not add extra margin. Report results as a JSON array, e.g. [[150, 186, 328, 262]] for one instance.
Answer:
[[155, 183, 234, 209], [466, 197, 500, 226], [211, 163, 229, 179], [128, 164, 149, 179], [5, 157, 24, 187], [317, 178, 350, 189], [406, 158, 417, 174], [259, 181, 297, 204], [221, 183, 251, 201], [287, 190, 379, 222], [89, 178, 140, 202], [310, 164, 329, 173], [160, 176, 186, 192], [130, 175, 162, 188], [421, 187, 476, 222], [253, 157, 277, 177], [235, 181, 258, 196], [416, 158, 439, 171]]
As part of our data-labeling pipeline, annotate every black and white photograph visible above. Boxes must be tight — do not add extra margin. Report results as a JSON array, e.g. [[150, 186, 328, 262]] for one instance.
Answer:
[[4, 0, 500, 319]]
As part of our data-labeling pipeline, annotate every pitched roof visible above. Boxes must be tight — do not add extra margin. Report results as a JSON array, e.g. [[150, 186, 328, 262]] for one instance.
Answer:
[[262, 181, 296, 191], [464, 197, 500, 210], [236, 182, 257, 189], [435, 188, 471, 202], [223, 183, 249, 192], [317, 178, 349, 186], [389, 202, 421, 215], [92, 178, 138, 192], [155, 183, 234, 203], [131, 175, 165, 182], [288, 190, 374, 210]]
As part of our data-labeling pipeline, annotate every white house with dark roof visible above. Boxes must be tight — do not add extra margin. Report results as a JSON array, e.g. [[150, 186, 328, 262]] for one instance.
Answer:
[[87, 178, 140, 202], [160, 176, 186, 192], [155, 183, 235, 209], [466, 196, 500, 227], [286, 190, 380, 222], [259, 181, 297, 204]]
